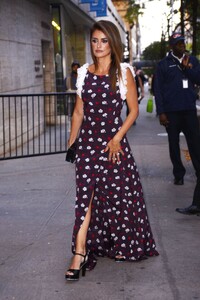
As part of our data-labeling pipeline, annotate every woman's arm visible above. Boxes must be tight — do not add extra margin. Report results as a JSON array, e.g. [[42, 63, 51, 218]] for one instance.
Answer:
[[68, 95, 84, 146], [115, 68, 138, 140], [105, 68, 139, 162]]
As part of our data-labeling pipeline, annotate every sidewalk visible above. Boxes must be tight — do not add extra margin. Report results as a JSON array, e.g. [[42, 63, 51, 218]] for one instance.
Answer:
[[0, 85, 199, 300]]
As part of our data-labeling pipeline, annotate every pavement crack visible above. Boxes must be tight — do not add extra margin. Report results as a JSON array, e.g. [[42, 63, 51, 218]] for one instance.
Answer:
[[0, 242, 34, 266]]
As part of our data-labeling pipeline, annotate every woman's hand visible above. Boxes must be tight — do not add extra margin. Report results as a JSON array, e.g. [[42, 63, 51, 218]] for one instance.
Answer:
[[104, 138, 124, 163]]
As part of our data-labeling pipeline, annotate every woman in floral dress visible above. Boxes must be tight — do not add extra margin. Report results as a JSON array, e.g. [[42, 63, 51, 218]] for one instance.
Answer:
[[65, 20, 159, 281]]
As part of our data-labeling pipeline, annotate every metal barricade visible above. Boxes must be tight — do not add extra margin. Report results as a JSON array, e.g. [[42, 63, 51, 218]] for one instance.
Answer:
[[0, 92, 76, 160]]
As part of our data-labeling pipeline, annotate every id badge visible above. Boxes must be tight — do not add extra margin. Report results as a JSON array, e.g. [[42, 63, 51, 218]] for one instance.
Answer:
[[183, 79, 188, 88]]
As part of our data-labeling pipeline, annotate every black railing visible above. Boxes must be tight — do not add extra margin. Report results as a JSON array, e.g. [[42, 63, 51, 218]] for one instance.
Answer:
[[0, 92, 76, 160]]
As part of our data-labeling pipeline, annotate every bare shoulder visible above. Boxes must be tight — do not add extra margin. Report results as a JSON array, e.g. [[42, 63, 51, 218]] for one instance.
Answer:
[[88, 64, 95, 73], [126, 67, 135, 82]]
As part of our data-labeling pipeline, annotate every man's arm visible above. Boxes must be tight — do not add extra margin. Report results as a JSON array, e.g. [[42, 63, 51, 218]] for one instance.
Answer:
[[154, 64, 165, 115], [183, 56, 200, 85]]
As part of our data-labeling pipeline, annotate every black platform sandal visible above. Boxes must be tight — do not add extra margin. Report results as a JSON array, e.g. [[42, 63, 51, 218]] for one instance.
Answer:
[[65, 253, 88, 281]]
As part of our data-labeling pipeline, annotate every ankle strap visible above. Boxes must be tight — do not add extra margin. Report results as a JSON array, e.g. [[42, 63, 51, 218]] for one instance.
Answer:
[[74, 252, 85, 258]]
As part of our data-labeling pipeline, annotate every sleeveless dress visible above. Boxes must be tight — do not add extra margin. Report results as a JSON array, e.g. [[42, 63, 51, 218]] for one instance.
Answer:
[[71, 63, 159, 268]]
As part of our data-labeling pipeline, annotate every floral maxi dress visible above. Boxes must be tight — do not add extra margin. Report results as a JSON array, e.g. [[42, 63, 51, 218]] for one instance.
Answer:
[[71, 63, 159, 266]]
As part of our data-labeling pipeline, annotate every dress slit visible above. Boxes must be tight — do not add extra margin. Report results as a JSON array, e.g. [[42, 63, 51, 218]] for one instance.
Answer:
[[72, 180, 96, 253]]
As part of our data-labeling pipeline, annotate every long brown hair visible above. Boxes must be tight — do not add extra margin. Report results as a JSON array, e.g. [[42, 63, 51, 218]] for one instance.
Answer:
[[90, 20, 123, 91]]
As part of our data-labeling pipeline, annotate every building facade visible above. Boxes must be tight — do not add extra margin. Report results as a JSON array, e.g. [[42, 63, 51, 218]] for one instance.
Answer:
[[0, 0, 133, 94]]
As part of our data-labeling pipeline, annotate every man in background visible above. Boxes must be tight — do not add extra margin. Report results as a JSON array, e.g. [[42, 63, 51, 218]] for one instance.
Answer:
[[154, 32, 200, 215], [65, 61, 80, 91]]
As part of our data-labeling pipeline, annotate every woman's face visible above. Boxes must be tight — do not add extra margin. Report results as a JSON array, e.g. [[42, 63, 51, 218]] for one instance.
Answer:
[[91, 30, 111, 59]]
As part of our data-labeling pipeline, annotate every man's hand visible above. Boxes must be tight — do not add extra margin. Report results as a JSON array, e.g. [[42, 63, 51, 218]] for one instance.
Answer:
[[159, 113, 169, 127], [182, 54, 192, 69]]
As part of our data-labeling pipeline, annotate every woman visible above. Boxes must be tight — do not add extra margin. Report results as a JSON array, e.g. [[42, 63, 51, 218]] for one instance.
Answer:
[[65, 20, 159, 281]]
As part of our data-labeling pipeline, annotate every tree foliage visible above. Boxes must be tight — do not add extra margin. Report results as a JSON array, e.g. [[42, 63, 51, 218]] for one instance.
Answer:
[[167, 0, 200, 55], [125, 0, 141, 26], [125, 0, 200, 57], [125, 0, 157, 25], [182, 0, 200, 55], [142, 41, 167, 61]]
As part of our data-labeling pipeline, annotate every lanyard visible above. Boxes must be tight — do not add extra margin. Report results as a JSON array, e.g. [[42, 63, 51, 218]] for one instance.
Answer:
[[171, 56, 187, 78]]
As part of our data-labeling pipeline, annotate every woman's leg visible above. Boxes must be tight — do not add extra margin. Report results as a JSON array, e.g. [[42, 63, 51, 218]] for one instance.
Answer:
[[65, 194, 93, 273]]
